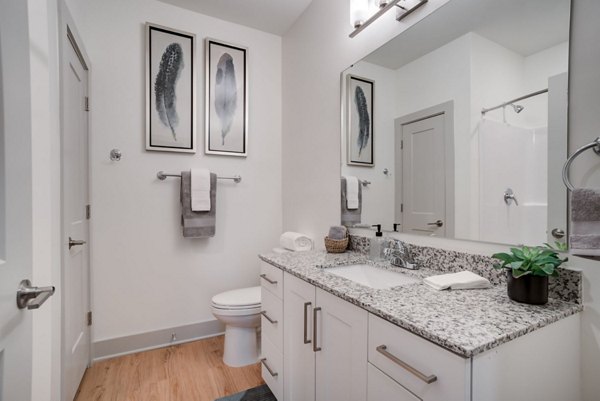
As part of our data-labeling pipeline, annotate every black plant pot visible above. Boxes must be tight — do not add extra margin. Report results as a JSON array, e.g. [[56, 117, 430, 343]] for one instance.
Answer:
[[506, 272, 548, 305]]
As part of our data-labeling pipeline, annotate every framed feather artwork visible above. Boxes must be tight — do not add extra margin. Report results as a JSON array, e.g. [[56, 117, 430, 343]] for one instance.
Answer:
[[205, 38, 248, 157], [146, 23, 196, 153], [347, 75, 374, 166]]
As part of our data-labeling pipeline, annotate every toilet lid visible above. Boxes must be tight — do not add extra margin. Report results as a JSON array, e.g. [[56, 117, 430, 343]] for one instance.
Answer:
[[211, 286, 261, 308]]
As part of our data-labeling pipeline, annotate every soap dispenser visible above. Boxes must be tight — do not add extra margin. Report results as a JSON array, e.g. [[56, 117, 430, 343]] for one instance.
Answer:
[[369, 224, 385, 261]]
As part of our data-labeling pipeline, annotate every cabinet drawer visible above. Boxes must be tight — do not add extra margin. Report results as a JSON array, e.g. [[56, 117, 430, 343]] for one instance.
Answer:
[[261, 336, 283, 401], [368, 363, 421, 401], [260, 261, 283, 299], [368, 314, 470, 401], [261, 287, 283, 352]]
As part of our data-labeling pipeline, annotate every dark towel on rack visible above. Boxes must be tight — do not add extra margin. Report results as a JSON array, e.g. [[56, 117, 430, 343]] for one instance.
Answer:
[[341, 177, 361, 227], [180, 171, 217, 238]]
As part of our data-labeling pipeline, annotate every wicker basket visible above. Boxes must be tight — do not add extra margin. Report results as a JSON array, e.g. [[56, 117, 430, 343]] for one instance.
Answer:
[[324, 236, 349, 253]]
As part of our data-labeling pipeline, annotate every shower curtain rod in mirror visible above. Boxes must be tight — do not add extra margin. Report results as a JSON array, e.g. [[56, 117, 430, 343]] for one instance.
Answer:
[[481, 88, 548, 115]]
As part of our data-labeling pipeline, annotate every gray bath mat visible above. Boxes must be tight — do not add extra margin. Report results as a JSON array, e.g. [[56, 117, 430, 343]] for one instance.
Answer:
[[215, 384, 275, 401]]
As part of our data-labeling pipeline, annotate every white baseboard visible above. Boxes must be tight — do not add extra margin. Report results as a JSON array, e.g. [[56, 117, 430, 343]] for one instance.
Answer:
[[92, 319, 225, 362]]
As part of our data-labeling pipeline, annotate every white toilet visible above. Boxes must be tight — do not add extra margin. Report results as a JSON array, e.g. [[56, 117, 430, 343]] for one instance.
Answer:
[[211, 286, 261, 367]]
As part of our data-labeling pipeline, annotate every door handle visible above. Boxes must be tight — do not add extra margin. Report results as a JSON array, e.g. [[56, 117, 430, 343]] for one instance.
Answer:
[[260, 358, 278, 378], [259, 274, 278, 285], [551, 228, 565, 239], [16, 279, 55, 310], [427, 220, 444, 228], [260, 311, 278, 324], [303, 302, 312, 344], [376, 345, 437, 384], [313, 307, 322, 352], [68, 237, 87, 249]]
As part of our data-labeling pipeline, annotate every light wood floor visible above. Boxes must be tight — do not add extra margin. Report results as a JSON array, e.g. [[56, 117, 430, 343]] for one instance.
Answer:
[[75, 335, 264, 401]]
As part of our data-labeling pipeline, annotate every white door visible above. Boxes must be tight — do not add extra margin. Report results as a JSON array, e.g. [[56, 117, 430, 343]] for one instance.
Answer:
[[61, 28, 91, 401], [315, 288, 368, 401], [400, 114, 447, 236], [284, 273, 316, 401], [0, 1, 41, 399]]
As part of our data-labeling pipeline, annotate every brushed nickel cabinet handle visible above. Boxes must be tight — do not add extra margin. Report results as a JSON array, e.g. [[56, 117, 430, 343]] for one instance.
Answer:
[[303, 302, 312, 344], [313, 307, 322, 352], [260, 274, 278, 285], [260, 311, 278, 324], [376, 345, 437, 384], [260, 358, 278, 377]]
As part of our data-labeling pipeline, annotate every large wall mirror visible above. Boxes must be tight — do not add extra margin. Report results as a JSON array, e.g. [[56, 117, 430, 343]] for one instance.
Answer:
[[340, 0, 571, 248]]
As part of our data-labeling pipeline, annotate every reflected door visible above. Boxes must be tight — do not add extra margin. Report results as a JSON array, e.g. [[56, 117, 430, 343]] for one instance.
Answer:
[[400, 114, 447, 237]]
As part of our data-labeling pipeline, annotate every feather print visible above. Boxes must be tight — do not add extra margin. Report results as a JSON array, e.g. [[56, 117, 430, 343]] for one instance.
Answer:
[[354, 86, 370, 156], [155, 43, 184, 140], [214, 53, 237, 145]]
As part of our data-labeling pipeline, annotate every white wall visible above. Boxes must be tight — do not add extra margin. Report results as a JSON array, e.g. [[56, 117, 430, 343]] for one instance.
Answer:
[[65, 0, 282, 343], [341, 61, 396, 229], [283, 0, 600, 399], [395, 33, 471, 238]]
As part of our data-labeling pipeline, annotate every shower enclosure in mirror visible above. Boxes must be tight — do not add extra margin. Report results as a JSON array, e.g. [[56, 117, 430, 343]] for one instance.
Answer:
[[340, 0, 571, 247]]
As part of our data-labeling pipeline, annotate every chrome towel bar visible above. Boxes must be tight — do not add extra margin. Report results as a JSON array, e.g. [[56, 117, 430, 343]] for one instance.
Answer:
[[562, 138, 600, 191], [156, 170, 242, 183]]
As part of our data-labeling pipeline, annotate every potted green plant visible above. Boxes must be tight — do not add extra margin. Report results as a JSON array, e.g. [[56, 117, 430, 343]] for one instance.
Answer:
[[492, 245, 567, 305]]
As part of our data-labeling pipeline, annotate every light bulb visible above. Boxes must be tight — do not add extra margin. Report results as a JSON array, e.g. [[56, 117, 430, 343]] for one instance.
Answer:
[[350, 0, 370, 28]]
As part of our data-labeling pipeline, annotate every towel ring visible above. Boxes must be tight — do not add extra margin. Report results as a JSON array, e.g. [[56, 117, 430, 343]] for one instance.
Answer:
[[562, 137, 600, 191]]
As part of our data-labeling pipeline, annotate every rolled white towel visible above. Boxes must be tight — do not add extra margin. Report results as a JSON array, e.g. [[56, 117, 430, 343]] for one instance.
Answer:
[[423, 271, 491, 291], [280, 232, 313, 252]]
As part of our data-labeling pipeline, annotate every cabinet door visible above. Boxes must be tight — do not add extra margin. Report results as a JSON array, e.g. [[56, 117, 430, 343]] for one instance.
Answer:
[[315, 288, 368, 401], [283, 273, 316, 401]]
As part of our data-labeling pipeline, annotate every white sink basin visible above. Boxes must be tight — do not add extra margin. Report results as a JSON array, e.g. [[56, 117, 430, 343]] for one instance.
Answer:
[[325, 264, 419, 289]]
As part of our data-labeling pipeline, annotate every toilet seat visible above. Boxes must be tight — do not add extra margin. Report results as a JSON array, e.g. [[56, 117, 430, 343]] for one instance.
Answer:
[[211, 286, 261, 314]]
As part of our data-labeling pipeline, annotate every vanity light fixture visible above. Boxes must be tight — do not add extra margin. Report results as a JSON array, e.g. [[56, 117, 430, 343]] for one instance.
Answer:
[[350, 0, 428, 38]]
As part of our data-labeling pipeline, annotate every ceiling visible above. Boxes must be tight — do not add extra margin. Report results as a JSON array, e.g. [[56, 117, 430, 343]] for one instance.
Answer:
[[158, 0, 314, 35], [363, 0, 571, 69]]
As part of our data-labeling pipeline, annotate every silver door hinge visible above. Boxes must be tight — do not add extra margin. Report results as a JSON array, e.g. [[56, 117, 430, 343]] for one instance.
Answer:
[[86, 205, 91, 220], [85, 96, 89, 112], [87, 311, 92, 326]]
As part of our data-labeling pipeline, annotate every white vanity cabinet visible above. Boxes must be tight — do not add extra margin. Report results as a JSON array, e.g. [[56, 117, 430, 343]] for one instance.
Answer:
[[283, 272, 368, 401], [262, 261, 581, 401]]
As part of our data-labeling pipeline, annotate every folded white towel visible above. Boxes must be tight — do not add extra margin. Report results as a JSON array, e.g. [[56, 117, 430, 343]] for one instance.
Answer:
[[280, 232, 313, 252], [344, 176, 359, 210], [191, 169, 211, 212], [423, 271, 491, 291]]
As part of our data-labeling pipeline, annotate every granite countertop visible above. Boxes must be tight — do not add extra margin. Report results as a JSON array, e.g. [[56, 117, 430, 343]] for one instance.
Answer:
[[259, 250, 583, 358]]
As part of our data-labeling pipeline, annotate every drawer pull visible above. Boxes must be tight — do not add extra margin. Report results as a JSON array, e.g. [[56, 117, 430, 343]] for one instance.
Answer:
[[313, 307, 322, 352], [376, 345, 437, 384], [260, 358, 278, 377], [303, 302, 312, 344], [260, 274, 278, 285], [261, 311, 278, 324]]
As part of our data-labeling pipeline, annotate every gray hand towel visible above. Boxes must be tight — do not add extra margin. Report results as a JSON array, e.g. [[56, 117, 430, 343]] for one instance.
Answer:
[[328, 226, 348, 240], [572, 188, 600, 221], [180, 171, 217, 238], [341, 177, 362, 227]]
